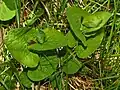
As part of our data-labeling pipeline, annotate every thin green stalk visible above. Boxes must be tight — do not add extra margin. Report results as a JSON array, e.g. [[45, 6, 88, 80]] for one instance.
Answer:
[[21, 0, 25, 24], [10, 62, 25, 90], [14, 0, 21, 28], [92, 0, 108, 13], [40, 0, 51, 20], [107, 0, 110, 9], [60, 63, 65, 90], [57, 58, 63, 90], [62, 51, 76, 65], [92, 75, 119, 81], [88, 3, 96, 13], [0, 67, 10, 75], [99, 61, 104, 90], [83, 2, 91, 10], [60, 0, 68, 13], [33, 0, 39, 12], [0, 79, 9, 90], [105, 78, 120, 89], [65, 73, 69, 90], [107, 0, 117, 53]]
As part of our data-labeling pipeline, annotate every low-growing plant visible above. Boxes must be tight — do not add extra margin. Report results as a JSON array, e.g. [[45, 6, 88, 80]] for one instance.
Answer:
[[2, 0, 120, 90], [1, 2, 111, 88]]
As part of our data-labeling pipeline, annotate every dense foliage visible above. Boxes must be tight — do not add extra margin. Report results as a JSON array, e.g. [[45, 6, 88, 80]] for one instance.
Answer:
[[0, 0, 120, 90]]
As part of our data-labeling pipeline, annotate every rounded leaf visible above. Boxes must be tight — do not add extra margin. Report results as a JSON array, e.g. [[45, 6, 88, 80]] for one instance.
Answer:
[[29, 28, 67, 51], [20, 72, 32, 88], [5, 28, 40, 67], [27, 56, 59, 81], [66, 7, 89, 46], [63, 57, 82, 74], [76, 29, 104, 58], [0, 0, 15, 21], [82, 12, 111, 33]]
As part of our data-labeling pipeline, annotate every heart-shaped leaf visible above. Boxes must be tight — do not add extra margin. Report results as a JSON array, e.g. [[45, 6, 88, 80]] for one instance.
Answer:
[[0, 0, 15, 21], [82, 12, 111, 33], [29, 28, 67, 51], [63, 57, 82, 74], [5, 27, 40, 67], [27, 56, 59, 81], [66, 7, 90, 46], [76, 29, 104, 58]]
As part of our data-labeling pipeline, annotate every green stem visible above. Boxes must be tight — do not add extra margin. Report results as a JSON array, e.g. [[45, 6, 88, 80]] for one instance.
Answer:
[[10, 62, 25, 90], [14, 0, 21, 28], [33, 0, 39, 12], [107, 0, 117, 53], [40, 0, 51, 20], [0, 80, 9, 90], [92, 0, 108, 13], [107, 0, 110, 9], [93, 75, 119, 81]]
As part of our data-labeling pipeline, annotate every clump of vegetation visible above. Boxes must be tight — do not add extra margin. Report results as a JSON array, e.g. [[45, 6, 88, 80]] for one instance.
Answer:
[[0, 0, 120, 90]]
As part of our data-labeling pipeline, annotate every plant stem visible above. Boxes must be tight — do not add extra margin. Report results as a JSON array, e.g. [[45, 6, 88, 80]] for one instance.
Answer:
[[107, 0, 117, 53]]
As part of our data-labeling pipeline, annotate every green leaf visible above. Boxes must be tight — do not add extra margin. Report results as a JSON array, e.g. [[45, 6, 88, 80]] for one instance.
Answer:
[[0, 0, 16, 21], [63, 57, 82, 74], [0, 86, 5, 90], [66, 7, 90, 46], [66, 31, 77, 48], [75, 45, 84, 58], [5, 27, 40, 67], [82, 12, 111, 33], [27, 56, 59, 81], [14, 0, 21, 27], [82, 14, 102, 28], [29, 28, 67, 51], [50, 74, 62, 90], [20, 72, 32, 88], [36, 30, 46, 44], [76, 29, 104, 58]]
